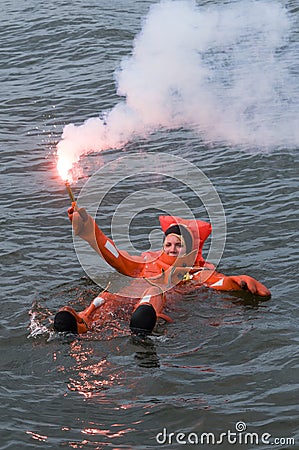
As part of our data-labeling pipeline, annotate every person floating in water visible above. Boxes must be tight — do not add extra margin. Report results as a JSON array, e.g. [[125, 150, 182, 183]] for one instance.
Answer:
[[54, 207, 271, 335]]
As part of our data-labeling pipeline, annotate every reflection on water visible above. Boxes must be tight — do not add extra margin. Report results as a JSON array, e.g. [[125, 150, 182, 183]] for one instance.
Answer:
[[82, 423, 137, 440], [131, 335, 160, 368], [67, 340, 121, 398], [26, 431, 48, 443]]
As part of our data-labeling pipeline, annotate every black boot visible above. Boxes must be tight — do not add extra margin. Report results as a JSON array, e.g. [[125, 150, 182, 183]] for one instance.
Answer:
[[54, 310, 78, 334], [130, 304, 157, 335]]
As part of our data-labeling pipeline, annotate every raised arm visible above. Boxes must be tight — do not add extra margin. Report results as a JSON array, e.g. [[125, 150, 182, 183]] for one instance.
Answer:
[[68, 207, 146, 277]]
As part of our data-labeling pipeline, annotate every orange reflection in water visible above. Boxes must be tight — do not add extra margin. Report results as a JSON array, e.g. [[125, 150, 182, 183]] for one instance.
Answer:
[[83, 427, 135, 438], [64, 339, 122, 399], [26, 431, 48, 442], [64, 421, 137, 448], [68, 440, 89, 449]]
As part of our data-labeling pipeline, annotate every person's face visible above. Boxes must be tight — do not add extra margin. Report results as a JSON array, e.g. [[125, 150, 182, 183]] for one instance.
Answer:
[[163, 234, 186, 257]]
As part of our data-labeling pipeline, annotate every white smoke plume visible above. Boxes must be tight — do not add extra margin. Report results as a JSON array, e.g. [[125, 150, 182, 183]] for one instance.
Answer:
[[57, 0, 299, 180]]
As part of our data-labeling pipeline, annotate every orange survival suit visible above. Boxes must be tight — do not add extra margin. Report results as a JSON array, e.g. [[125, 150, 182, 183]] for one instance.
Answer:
[[54, 209, 270, 335]]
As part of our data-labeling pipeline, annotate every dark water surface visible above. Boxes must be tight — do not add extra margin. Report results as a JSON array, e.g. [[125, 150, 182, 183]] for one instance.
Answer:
[[1, 1, 298, 449]]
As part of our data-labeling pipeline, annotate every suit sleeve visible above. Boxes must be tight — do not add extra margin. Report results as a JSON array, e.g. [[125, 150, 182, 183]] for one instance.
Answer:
[[93, 222, 146, 277], [194, 270, 271, 296]]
